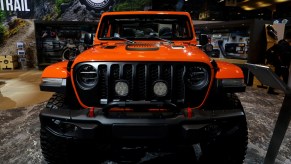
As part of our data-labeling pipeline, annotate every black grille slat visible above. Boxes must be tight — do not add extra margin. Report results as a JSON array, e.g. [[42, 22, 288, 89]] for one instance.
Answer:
[[124, 64, 133, 99], [98, 65, 108, 99], [175, 65, 186, 102], [111, 64, 120, 79], [149, 64, 159, 99], [161, 64, 172, 98], [110, 64, 120, 99], [137, 64, 146, 100]]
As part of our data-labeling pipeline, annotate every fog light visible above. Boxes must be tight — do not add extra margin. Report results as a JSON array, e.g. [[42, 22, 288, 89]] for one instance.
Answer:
[[115, 81, 129, 96], [153, 81, 168, 97]]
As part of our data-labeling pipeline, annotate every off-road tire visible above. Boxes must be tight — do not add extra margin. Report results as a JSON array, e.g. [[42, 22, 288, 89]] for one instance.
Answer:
[[40, 93, 109, 163], [40, 128, 70, 164], [45, 93, 65, 110], [199, 93, 248, 164], [62, 48, 70, 60]]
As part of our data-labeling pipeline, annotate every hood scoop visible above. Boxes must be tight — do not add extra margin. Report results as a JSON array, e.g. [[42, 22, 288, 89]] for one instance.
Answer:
[[171, 45, 185, 49], [126, 43, 159, 51], [102, 44, 117, 49]]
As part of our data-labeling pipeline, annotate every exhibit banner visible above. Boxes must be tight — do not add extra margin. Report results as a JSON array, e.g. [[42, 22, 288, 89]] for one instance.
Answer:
[[0, 0, 155, 20], [0, 0, 33, 18], [0, 0, 32, 11], [1, 0, 187, 20]]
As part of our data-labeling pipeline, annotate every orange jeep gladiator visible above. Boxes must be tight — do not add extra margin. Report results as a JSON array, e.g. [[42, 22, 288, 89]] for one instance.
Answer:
[[39, 11, 248, 163]]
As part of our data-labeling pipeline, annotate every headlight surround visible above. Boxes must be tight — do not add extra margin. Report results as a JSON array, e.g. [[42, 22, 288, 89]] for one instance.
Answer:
[[76, 64, 98, 90], [185, 66, 209, 90]]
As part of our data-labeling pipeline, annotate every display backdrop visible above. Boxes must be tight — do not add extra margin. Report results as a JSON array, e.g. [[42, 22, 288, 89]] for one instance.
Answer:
[[0, 0, 183, 69], [0, 0, 34, 18], [0, 0, 155, 20]]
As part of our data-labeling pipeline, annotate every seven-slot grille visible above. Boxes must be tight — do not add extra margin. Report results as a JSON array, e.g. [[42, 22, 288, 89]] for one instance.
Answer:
[[74, 62, 211, 107]]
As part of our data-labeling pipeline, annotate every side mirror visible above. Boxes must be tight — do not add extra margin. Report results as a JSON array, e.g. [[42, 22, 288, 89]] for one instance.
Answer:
[[203, 44, 213, 52], [199, 34, 209, 46], [84, 33, 94, 45]]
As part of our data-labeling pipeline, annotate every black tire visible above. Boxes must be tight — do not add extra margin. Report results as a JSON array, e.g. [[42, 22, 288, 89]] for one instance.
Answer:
[[41, 127, 110, 164], [41, 93, 70, 163], [41, 93, 109, 163], [40, 128, 70, 164], [45, 93, 65, 110], [62, 48, 70, 60], [199, 93, 248, 164], [45, 92, 80, 110]]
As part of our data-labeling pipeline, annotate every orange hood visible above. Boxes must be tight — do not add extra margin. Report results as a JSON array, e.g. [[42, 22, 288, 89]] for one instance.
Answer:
[[72, 42, 211, 66]]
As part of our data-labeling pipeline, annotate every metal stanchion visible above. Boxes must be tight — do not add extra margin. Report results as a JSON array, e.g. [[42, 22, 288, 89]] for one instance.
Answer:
[[246, 63, 291, 164]]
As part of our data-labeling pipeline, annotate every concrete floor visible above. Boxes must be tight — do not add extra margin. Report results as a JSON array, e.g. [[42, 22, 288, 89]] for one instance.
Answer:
[[0, 70, 53, 110], [0, 70, 290, 163]]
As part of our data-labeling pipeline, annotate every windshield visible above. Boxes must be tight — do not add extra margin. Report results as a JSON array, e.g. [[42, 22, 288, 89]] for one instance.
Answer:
[[98, 14, 193, 41]]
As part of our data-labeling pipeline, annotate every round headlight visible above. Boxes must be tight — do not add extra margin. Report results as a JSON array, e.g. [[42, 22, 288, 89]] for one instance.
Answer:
[[185, 66, 209, 90], [153, 81, 168, 97], [115, 81, 129, 97], [76, 64, 98, 89]]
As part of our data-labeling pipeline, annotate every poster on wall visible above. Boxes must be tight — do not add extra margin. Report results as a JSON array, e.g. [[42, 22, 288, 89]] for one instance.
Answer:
[[0, 0, 114, 19], [0, 0, 153, 20]]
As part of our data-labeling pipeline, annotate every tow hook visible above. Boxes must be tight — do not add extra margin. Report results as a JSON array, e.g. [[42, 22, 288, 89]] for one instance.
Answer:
[[88, 107, 95, 117]]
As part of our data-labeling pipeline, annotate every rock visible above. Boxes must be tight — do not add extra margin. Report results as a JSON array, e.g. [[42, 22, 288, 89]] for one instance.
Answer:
[[60, 2, 72, 14], [58, 0, 101, 21]]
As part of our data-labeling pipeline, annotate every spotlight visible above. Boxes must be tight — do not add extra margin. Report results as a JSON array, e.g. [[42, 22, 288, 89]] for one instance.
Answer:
[[115, 81, 129, 97], [153, 81, 168, 97]]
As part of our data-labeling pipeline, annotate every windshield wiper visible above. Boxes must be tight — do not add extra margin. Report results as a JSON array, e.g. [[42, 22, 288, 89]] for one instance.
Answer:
[[153, 37, 173, 44], [112, 33, 135, 44], [112, 37, 135, 44]]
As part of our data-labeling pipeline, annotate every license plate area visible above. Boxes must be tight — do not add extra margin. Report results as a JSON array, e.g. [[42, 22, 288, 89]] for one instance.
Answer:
[[112, 124, 168, 139]]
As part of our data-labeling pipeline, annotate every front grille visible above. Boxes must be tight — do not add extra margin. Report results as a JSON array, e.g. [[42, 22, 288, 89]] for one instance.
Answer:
[[74, 62, 211, 108], [99, 63, 182, 101]]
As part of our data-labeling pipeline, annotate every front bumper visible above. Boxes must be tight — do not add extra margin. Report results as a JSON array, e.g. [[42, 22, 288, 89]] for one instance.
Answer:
[[40, 107, 245, 144]]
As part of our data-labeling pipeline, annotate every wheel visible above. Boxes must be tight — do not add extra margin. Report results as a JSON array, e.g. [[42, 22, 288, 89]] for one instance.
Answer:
[[40, 127, 70, 163], [62, 48, 70, 60], [41, 127, 109, 163], [41, 93, 109, 163], [199, 93, 248, 164]]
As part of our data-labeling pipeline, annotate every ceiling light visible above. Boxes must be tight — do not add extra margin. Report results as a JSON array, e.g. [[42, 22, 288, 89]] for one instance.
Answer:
[[256, 2, 271, 8], [241, 5, 255, 10], [275, 0, 289, 2]]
